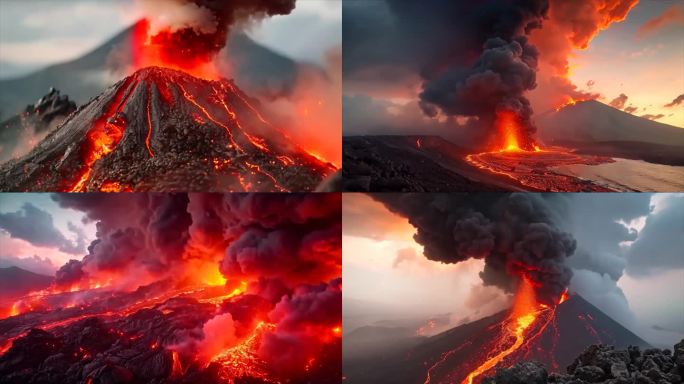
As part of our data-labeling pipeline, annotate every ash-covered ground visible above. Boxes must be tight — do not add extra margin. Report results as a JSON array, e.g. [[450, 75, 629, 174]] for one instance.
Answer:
[[0, 67, 336, 192], [483, 340, 684, 384]]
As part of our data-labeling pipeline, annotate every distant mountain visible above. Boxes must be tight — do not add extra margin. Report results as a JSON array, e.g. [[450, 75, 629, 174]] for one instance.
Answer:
[[536, 100, 684, 165], [344, 295, 650, 384], [0, 21, 300, 118], [0, 266, 52, 300]]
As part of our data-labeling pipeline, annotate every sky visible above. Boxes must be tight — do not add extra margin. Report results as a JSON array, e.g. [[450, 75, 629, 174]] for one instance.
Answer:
[[0, 0, 341, 78], [0, 193, 96, 275], [342, 0, 684, 139], [343, 193, 684, 348], [566, 2, 684, 127]]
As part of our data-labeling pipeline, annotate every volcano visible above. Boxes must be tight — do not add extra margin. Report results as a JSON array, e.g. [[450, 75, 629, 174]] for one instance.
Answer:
[[343, 294, 649, 384], [0, 67, 335, 192]]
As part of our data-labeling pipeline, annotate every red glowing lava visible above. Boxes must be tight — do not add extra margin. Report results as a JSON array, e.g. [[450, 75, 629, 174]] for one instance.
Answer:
[[132, 20, 220, 80], [461, 278, 539, 384], [69, 78, 135, 192]]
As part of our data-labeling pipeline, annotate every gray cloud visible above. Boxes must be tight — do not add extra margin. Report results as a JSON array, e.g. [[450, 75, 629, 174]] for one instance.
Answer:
[[0, 203, 87, 254], [626, 195, 684, 277]]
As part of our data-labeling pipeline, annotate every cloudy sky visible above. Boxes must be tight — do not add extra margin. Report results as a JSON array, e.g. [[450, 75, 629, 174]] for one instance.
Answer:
[[0, 0, 341, 78], [343, 193, 684, 348], [0, 193, 96, 275], [342, 1, 683, 136]]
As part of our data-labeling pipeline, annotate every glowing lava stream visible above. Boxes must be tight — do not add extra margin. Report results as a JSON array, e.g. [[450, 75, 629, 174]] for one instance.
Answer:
[[461, 278, 540, 384], [69, 77, 137, 192], [176, 82, 243, 153]]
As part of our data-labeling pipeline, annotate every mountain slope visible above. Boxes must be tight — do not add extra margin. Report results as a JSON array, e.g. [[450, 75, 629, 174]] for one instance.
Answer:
[[0, 67, 334, 192], [343, 295, 650, 384], [0, 21, 299, 118], [537, 100, 684, 147], [0, 267, 53, 309]]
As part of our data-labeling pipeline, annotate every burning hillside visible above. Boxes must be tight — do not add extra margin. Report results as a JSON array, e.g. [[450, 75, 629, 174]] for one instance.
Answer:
[[0, 193, 342, 384], [0, 67, 335, 192]]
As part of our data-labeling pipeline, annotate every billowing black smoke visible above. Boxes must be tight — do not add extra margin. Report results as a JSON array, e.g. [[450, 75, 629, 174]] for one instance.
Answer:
[[350, 0, 548, 148], [372, 193, 574, 305]]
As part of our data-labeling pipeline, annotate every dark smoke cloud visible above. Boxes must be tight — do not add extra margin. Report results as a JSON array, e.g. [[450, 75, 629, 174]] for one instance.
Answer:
[[52, 194, 193, 287], [664, 93, 684, 108], [144, 0, 297, 66], [343, 0, 549, 147], [218, 193, 341, 286], [0, 203, 87, 255], [609, 93, 629, 110], [371, 193, 574, 305], [259, 278, 341, 376]]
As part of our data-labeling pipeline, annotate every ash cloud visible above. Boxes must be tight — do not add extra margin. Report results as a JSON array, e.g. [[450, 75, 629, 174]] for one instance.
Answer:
[[371, 193, 575, 305], [343, 0, 549, 147], [141, 0, 297, 66], [0, 203, 86, 255]]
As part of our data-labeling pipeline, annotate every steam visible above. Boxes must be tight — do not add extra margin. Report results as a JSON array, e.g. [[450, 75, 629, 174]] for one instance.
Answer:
[[371, 193, 575, 305]]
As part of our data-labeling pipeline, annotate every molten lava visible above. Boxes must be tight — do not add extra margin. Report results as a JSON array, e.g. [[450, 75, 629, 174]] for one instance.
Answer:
[[132, 20, 220, 80], [461, 278, 539, 384], [495, 110, 524, 152]]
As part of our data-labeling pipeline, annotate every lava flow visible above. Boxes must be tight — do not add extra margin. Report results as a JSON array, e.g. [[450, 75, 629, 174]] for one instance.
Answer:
[[0, 193, 342, 383], [424, 280, 568, 384], [461, 278, 540, 384], [0, 67, 336, 192], [463, 109, 615, 191]]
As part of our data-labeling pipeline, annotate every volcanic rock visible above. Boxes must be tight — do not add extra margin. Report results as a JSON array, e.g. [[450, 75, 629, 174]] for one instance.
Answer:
[[486, 341, 684, 384], [343, 295, 650, 384], [0, 88, 76, 162], [0, 67, 335, 192]]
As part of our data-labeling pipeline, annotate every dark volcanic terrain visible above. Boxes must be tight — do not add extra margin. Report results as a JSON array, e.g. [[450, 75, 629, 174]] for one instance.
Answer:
[[483, 340, 684, 384], [0, 67, 335, 192], [342, 136, 506, 192], [343, 295, 650, 384]]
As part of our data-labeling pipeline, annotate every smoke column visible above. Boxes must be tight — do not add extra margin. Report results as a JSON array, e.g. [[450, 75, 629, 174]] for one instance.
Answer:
[[372, 193, 575, 305]]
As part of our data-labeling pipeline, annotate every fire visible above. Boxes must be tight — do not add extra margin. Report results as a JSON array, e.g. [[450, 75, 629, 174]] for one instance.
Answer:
[[171, 351, 183, 376], [69, 77, 136, 192], [131, 20, 220, 80], [462, 278, 540, 384], [496, 110, 523, 152]]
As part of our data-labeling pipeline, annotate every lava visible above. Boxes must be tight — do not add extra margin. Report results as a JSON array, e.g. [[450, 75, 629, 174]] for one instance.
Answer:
[[69, 77, 136, 192], [210, 321, 279, 383], [461, 278, 539, 384]]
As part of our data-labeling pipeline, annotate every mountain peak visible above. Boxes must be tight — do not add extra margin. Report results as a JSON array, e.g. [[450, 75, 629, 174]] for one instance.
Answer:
[[0, 66, 335, 192]]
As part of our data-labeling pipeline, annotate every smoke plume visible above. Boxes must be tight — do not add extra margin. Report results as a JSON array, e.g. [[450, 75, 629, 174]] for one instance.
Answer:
[[371, 193, 575, 305], [411, 1, 549, 149], [139, 0, 297, 67], [49, 192, 341, 378]]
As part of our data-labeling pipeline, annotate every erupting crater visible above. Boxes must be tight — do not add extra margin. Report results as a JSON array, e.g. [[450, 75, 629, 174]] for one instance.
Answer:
[[464, 110, 615, 191], [0, 67, 336, 192]]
